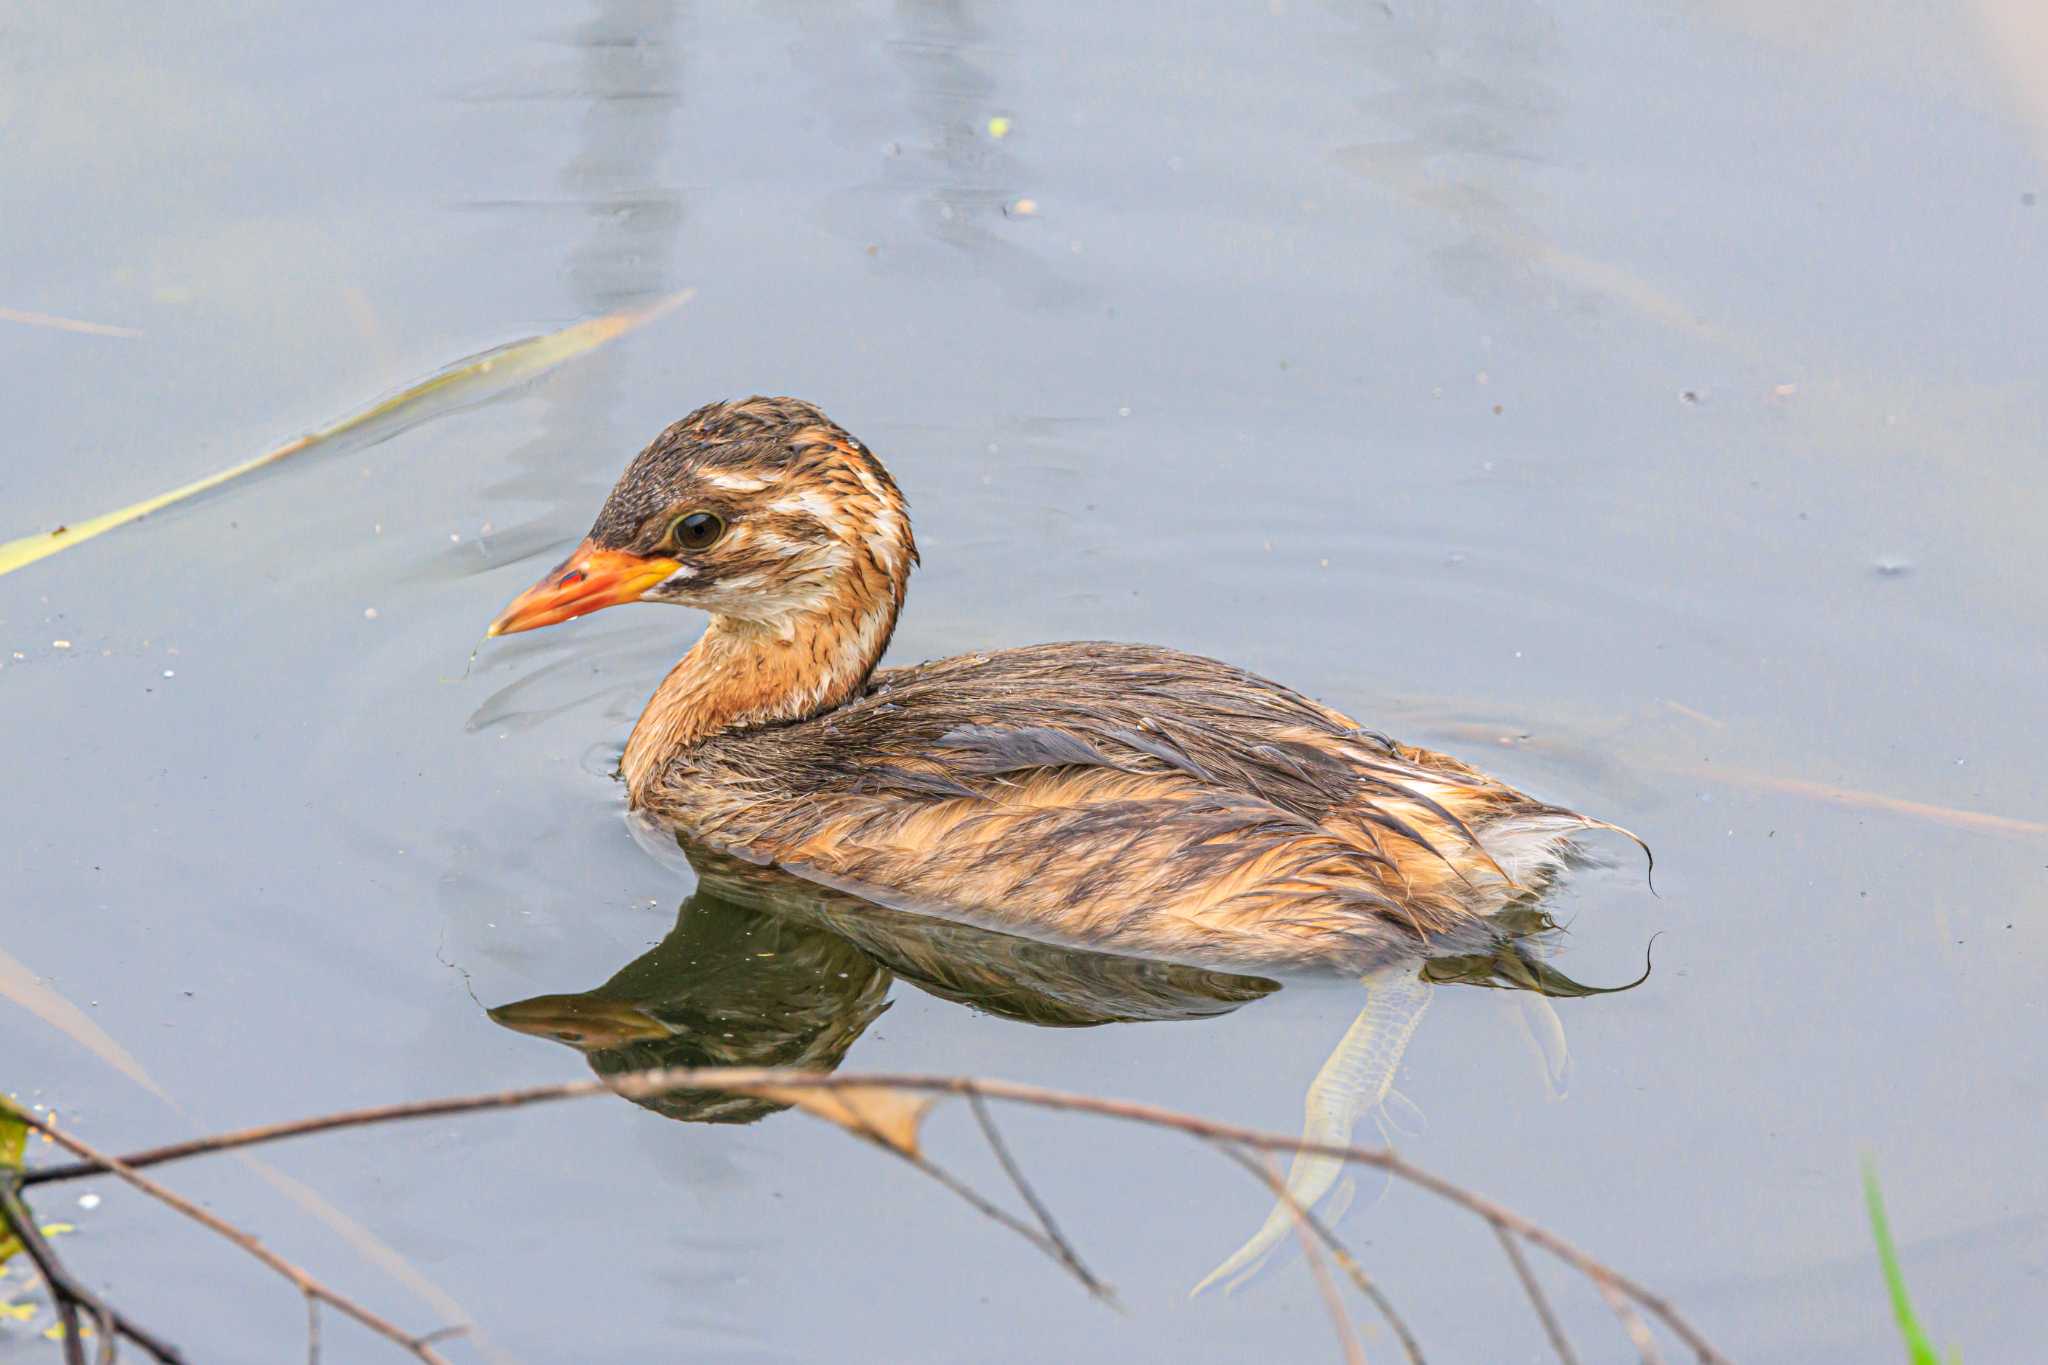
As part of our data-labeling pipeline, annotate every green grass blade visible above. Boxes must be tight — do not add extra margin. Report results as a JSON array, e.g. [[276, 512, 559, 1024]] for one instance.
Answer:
[[1862, 1157, 1952, 1365]]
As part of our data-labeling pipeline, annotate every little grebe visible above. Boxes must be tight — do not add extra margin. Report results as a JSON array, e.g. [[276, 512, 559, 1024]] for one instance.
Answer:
[[490, 397, 1635, 969]]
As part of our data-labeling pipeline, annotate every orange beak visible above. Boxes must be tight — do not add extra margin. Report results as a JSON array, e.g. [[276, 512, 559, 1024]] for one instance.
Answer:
[[486, 539, 681, 637]]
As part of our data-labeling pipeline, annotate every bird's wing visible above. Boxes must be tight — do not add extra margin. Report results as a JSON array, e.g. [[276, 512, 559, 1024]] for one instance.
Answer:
[[685, 760, 1461, 968]]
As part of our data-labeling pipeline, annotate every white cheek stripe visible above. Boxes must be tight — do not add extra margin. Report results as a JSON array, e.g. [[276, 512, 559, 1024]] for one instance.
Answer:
[[702, 472, 774, 492], [765, 489, 845, 529]]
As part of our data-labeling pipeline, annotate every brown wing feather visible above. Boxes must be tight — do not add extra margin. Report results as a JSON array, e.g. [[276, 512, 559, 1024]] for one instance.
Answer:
[[644, 641, 1597, 965], [694, 767, 1451, 966]]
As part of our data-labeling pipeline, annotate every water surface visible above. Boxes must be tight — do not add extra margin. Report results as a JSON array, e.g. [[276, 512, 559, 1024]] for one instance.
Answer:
[[4, 2, 2044, 1360]]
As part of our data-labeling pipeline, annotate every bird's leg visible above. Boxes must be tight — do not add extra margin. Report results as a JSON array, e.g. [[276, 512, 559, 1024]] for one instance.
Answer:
[[1190, 960, 1434, 1296]]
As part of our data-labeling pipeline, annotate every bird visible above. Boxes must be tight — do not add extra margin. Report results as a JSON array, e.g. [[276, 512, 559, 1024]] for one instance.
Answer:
[[488, 396, 1641, 972]]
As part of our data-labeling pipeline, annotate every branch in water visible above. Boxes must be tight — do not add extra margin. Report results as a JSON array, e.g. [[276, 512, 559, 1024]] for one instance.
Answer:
[[1208, 1138, 1426, 1365], [966, 1091, 1116, 1304], [0, 1177, 186, 1363], [6, 1107, 463, 1363], [1219, 1141, 1370, 1365], [1495, 1223, 1580, 1365], [19, 1066, 1729, 1363], [1593, 1273, 1668, 1365]]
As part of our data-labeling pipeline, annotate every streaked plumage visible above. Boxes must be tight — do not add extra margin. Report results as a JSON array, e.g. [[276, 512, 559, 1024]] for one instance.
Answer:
[[490, 397, 1635, 970]]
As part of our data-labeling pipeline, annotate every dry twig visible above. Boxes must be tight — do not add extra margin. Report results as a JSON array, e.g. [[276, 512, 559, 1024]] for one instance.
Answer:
[[1589, 1277, 1671, 1365], [1250, 1143, 1365, 1365], [0, 1180, 182, 1363], [1593, 1272, 1668, 1365], [1495, 1223, 1580, 1365], [1208, 1139, 1424, 1365], [8, 1109, 459, 1363], [2, 1181, 95, 1365], [19, 1068, 1729, 1362], [898, 1145, 1097, 1292], [966, 1091, 1114, 1303]]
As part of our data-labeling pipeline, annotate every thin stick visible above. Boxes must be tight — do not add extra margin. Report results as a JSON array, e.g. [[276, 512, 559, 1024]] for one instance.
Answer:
[[1208, 1139, 1425, 1365], [25, 1068, 1727, 1363], [1294, 1186, 1366, 1364], [1, 1186, 106, 1365], [23, 1089, 617, 1186], [9, 1112, 454, 1363], [1495, 1225, 1579, 1365], [675, 1075, 1726, 1363], [1593, 1273, 1667, 1365], [894, 1146, 1096, 1294], [54, 1291, 87, 1365], [966, 1091, 1113, 1303], [1252, 1144, 1366, 1365], [307, 1291, 321, 1365], [0, 1180, 185, 1363], [755, 1087, 1098, 1300], [3, 1180, 91, 1365]]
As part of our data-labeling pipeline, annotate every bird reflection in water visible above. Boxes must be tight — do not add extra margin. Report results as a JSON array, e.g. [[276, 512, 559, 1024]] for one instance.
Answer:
[[489, 821, 1641, 1291], [490, 835, 1276, 1122]]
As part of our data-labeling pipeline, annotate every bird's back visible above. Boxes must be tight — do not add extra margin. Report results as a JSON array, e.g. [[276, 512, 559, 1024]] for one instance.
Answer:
[[640, 641, 1605, 970]]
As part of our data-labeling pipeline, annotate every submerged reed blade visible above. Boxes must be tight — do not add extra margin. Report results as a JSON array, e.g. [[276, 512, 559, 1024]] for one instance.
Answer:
[[0, 306, 143, 339], [0, 945, 166, 1100], [0, 290, 692, 579]]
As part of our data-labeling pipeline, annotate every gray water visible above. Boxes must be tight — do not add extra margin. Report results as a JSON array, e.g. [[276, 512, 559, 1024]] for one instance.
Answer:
[[4, 2, 2045, 1361]]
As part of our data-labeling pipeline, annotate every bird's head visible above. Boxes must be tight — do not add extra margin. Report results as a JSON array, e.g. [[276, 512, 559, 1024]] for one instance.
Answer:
[[488, 396, 916, 639]]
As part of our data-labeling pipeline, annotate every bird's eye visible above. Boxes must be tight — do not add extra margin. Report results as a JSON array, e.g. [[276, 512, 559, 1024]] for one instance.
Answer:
[[671, 511, 725, 551]]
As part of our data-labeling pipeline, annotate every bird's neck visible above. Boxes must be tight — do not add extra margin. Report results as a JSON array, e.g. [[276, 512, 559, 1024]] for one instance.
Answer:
[[621, 588, 902, 804]]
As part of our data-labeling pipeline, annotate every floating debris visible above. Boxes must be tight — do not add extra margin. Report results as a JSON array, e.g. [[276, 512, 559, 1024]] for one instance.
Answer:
[[1873, 557, 1914, 578], [0, 306, 142, 339], [0, 291, 693, 579]]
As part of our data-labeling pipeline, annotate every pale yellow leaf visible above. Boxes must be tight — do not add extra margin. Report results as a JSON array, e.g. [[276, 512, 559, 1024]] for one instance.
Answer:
[[748, 1083, 938, 1158]]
